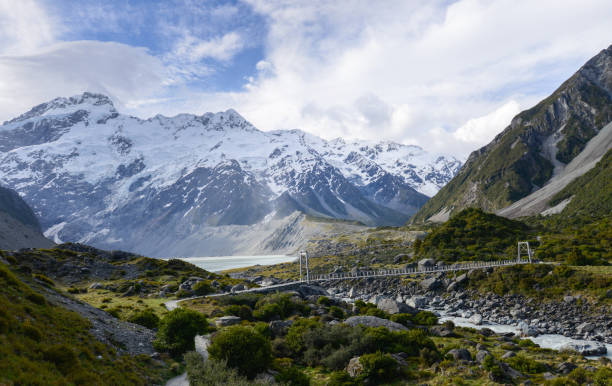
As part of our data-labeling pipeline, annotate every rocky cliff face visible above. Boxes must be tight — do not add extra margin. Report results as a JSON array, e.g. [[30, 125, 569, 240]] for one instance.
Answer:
[[0, 93, 460, 255], [413, 45, 612, 222], [0, 186, 53, 250]]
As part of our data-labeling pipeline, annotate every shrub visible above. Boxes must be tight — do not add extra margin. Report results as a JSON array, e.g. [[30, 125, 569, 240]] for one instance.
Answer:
[[226, 304, 253, 321], [329, 306, 344, 319], [275, 366, 310, 386], [25, 292, 46, 305], [328, 371, 359, 386], [128, 309, 160, 329], [507, 354, 547, 374], [286, 319, 324, 353], [43, 344, 78, 375], [253, 303, 282, 321], [207, 325, 272, 379], [317, 296, 332, 306], [593, 367, 612, 385], [22, 320, 42, 341], [254, 293, 308, 319], [389, 313, 413, 327], [412, 311, 438, 326], [33, 273, 55, 287], [185, 351, 258, 386], [359, 351, 399, 383], [154, 308, 209, 357], [253, 321, 272, 338], [193, 281, 214, 296]]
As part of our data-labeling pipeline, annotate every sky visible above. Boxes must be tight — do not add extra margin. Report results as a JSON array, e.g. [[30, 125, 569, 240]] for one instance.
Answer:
[[0, 0, 611, 159]]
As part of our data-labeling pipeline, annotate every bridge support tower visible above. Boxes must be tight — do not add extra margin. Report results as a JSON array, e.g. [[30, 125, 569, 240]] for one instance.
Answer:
[[517, 241, 533, 263], [299, 251, 310, 283]]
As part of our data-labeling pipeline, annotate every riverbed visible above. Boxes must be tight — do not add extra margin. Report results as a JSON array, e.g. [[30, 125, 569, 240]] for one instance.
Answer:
[[437, 313, 612, 360], [173, 255, 296, 272]]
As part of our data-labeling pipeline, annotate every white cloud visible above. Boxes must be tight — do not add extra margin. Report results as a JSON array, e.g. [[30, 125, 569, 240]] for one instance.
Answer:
[[1, 0, 612, 160], [172, 31, 244, 62], [0, 0, 56, 55]]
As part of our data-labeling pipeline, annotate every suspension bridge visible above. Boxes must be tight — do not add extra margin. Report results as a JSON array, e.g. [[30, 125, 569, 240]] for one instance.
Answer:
[[167, 242, 535, 308]]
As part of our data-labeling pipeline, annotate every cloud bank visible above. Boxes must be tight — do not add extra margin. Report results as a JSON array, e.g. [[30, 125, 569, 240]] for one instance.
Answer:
[[1, 0, 611, 159]]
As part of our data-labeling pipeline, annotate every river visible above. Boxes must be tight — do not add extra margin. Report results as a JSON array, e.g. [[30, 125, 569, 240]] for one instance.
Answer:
[[437, 313, 612, 360], [172, 255, 296, 272]]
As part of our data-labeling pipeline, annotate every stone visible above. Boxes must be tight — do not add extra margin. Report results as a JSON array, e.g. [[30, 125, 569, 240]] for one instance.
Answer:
[[393, 254, 410, 264], [210, 280, 220, 287], [376, 298, 417, 315], [418, 258, 436, 270], [468, 314, 483, 325], [563, 295, 575, 303], [297, 284, 328, 297], [215, 316, 241, 327], [499, 362, 524, 380], [555, 362, 577, 375], [518, 321, 538, 337], [231, 284, 245, 293], [429, 325, 453, 337], [269, 320, 293, 336], [89, 282, 105, 290], [447, 348, 472, 362], [455, 273, 468, 284], [502, 351, 516, 359], [405, 296, 427, 309], [559, 342, 607, 356], [576, 322, 596, 334], [420, 277, 442, 291], [346, 357, 364, 377], [476, 350, 490, 364], [344, 316, 409, 331], [479, 328, 494, 337], [348, 287, 356, 298]]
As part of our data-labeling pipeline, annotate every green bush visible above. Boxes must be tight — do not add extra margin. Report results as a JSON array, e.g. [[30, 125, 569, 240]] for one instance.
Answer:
[[329, 306, 344, 319], [507, 354, 547, 374], [128, 309, 160, 329], [185, 351, 259, 386], [193, 281, 214, 296], [43, 344, 78, 375], [207, 325, 272, 379], [359, 352, 399, 383], [25, 291, 46, 305], [328, 371, 359, 386], [275, 366, 310, 386], [33, 273, 55, 287], [253, 303, 282, 321], [154, 308, 209, 357], [389, 313, 413, 327], [317, 296, 332, 306], [22, 320, 42, 341], [226, 304, 253, 321], [286, 319, 324, 353], [412, 311, 438, 326]]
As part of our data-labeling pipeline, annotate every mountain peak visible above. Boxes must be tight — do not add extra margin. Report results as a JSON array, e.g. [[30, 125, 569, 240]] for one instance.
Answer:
[[5, 92, 117, 125]]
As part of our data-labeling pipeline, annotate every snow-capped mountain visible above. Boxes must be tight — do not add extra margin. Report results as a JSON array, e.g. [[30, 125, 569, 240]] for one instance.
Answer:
[[0, 93, 461, 256]]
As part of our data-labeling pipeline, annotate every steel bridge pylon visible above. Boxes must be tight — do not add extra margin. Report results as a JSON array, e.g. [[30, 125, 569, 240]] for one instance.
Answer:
[[299, 251, 310, 283], [517, 241, 533, 263]]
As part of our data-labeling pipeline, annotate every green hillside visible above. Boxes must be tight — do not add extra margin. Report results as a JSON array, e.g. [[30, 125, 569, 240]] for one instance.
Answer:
[[0, 259, 171, 385], [413, 45, 612, 223]]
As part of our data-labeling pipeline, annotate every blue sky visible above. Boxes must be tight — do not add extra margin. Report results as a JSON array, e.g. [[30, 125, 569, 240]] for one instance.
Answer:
[[1, 0, 612, 158]]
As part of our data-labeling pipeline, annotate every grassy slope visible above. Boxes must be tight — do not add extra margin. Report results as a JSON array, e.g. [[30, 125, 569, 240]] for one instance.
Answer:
[[0, 260, 171, 385]]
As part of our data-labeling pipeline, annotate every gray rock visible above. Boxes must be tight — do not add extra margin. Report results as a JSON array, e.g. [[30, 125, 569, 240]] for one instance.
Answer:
[[518, 321, 538, 337], [469, 314, 483, 325], [476, 350, 490, 363], [89, 282, 105, 290], [405, 296, 427, 309], [231, 284, 245, 293], [346, 357, 364, 377], [555, 362, 577, 375], [447, 348, 472, 362], [269, 320, 293, 336], [502, 351, 516, 359], [576, 322, 596, 334], [499, 362, 524, 380], [344, 316, 409, 331], [418, 258, 436, 269], [560, 342, 607, 356], [563, 295, 575, 303], [215, 316, 241, 327], [376, 298, 417, 315], [420, 277, 442, 291], [429, 325, 453, 337]]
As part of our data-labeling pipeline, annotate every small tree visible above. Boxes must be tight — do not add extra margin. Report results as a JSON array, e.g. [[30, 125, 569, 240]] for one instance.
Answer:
[[128, 309, 160, 329], [154, 308, 209, 357], [207, 325, 272, 379]]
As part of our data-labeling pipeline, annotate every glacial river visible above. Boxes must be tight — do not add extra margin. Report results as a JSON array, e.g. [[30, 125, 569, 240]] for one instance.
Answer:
[[174, 255, 296, 272]]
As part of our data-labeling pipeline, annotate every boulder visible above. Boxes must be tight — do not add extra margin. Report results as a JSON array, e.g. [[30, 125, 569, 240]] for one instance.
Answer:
[[346, 357, 364, 377], [429, 325, 453, 337], [518, 321, 538, 337], [376, 298, 417, 315], [502, 351, 516, 359], [344, 316, 409, 331], [555, 362, 577, 375], [475, 350, 490, 364], [560, 342, 607, 356], [468, 314, 483, 325], [447, 348, 472, 362], [393, 254, 410, 264], [420, 277, 442, 291], [418, 258, 436, 270], [89, 282, 105, 290], [405, 296, 427, 309], [230, 284, 245, 293], [296, 284, 328, 297], [499, 362, 524, 380], [269, 320, 293, 336], [576, 322, 596, 334], [215, 316, 241, 327]]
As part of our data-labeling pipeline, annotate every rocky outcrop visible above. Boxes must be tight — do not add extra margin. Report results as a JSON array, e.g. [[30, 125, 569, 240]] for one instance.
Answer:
[[344, 316, 409, 331]]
